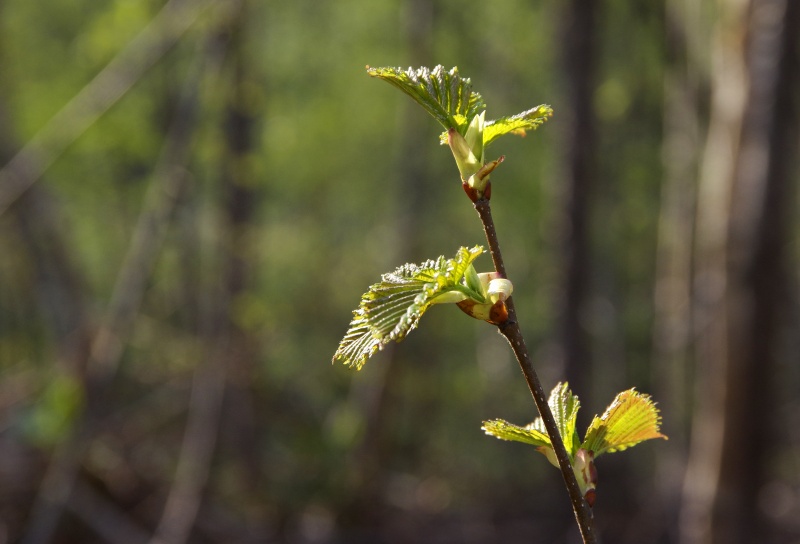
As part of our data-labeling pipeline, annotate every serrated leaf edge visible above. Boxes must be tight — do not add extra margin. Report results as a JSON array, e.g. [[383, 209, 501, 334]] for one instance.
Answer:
[[333, 246, 484, 369]]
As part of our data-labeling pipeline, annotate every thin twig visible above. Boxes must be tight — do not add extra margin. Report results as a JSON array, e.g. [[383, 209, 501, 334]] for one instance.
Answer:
[[473, 197, 597, 544]]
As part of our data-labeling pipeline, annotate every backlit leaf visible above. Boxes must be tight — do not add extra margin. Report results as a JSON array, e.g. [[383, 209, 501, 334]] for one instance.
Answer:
[[483, 382, 581, 459], [437, 104, 554, 147], [547, 382, 582, 457], [581, 389, 667, 456], [483, 105, 554, 146], [333, 246, 484, 369], [367, 65, 485, 134], [482, 419, 551, 448]]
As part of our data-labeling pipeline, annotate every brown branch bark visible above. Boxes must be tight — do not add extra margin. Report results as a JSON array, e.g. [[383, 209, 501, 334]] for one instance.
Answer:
[[474, 198, 596, 544]]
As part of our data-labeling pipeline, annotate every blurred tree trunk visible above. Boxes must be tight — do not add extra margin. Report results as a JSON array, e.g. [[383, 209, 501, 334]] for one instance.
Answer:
[[681, 0, 799, 542], [651, 0, 704, 536], [150, 13, 246, 543], [215, 0, 264, 500], [556, 0, 598, 401]]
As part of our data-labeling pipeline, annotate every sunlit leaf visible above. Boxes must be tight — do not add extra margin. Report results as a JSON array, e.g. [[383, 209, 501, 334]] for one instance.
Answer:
[[482, 382, 581, 459], [367, 65, 485, 134], [581, 389, 667, 456], [483, 105, 554, 146], [547, 382, 582, 457], [437, 104, 554, 147], [482, 419, 551, 448], [333, 246, 484, 369]]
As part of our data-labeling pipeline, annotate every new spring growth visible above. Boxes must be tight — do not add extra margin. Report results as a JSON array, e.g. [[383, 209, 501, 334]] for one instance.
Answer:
[[446, 111, 504, 201], [482, 384, 667, 508], [536, 444, 598, 507], [333, 246, 515, 370], [454, 266, 513, 325], [425, 266, 513, 325], [365, 66, 551, 202], [573, 449, 598, 508]]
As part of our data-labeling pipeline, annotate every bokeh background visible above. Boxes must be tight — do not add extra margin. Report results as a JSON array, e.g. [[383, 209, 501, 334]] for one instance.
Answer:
[[1, 0, 799, 542]]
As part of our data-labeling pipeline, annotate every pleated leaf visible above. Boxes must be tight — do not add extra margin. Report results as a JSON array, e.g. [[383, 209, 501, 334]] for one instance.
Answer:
[[483, 105, 554, 146], [547, 382, 582, 457], [581, 389, 668, 457], [367, 65, 485, 134], [483, 382, 581, 459], [482, 419, 551, 448], [436, 105, 554, 146], [333, 246, 484, 370]]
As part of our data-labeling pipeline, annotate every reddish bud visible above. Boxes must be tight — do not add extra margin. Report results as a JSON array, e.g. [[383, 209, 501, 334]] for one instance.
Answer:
[[488, 300, 509, 325]]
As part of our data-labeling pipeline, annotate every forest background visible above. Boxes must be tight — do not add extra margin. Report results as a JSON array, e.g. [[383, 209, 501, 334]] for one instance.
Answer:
[[1, 0, 798, 543]]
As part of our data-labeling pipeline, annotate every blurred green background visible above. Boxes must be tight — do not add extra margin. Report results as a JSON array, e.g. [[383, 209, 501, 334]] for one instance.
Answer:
[[1, 0, 798, 543]]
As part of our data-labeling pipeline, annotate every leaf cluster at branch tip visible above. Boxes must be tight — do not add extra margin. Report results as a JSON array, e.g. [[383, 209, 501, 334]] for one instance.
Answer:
[[482, 382, 667, 462], [366, 65, 553, 147], [482, 382, 666, 504], [367, 65, 484, 135]]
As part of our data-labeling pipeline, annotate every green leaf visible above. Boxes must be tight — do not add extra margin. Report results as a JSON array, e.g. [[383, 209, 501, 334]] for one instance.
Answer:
[[333, 246, 484, 369], [367, 65, 485, 134], [464, 263, 483, 296], [581, 389, 667, 457], [483, 105, 554, 146], [437, 104, 554, 147], [547, 382, 582, 457], [482, 419, 551, 448], [369, 65, 552, 155], [482, 382, 581, 460]]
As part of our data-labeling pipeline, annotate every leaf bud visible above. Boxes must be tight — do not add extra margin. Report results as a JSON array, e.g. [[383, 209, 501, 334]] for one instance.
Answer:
[[487, 278, 513, 303], [447, 128, 481, 181], [572, 448, 598, 507]]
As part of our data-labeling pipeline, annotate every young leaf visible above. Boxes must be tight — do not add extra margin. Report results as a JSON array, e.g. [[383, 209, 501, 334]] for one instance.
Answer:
[[483, 105, 554, 146], [482, 419, 551, 448], [333, 246, 484, 369], [581, 389, 667, 456], [482, 382, 582, 460], [367, 65, 485, 134], [437, 105, 554, 145], [547, 382, 582, 457]]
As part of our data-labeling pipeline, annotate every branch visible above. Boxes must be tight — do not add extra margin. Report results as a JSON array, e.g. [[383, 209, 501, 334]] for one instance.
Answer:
[[473, 197, 597, 544]]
